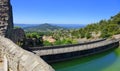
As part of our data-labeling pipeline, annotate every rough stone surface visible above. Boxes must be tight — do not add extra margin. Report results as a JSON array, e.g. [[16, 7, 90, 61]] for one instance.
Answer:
[[0, 0, 26, 43], [0, 36, 55, 71], [11, 28, 25, 43], [0, 0, 13, 37]]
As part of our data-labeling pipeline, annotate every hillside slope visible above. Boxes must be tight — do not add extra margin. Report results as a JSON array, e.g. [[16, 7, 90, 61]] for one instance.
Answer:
[[24, 23, 65, 32]]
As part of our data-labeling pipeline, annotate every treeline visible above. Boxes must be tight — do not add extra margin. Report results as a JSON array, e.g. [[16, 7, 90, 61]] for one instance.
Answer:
[[25, 12, 120, 47], [25, 31, 77, 47], [71, 12, 120, 38]]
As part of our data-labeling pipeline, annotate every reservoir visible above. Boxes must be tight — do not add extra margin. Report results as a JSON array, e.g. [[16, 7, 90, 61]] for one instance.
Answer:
[[51, 47, 120, 71]]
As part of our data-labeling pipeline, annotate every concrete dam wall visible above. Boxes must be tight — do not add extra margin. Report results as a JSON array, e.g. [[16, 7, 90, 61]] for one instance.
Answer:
[[29, 39, 119, 63], [0, 36, 55, 71]]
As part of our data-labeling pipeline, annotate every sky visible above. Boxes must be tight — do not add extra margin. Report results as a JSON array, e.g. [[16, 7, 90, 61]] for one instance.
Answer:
[[11, 0, 120, 24]]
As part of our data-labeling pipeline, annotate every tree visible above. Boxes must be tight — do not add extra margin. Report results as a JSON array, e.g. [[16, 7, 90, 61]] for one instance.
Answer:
[[43, 41, 52, 46], [86, 32, 92, 39]]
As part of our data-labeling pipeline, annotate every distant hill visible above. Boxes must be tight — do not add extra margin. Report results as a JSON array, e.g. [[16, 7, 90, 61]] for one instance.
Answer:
[[54, 24, 86, 29], [14, 24, 86, 29], [23, 23, 66, 32], [14, 24, 38, 28]]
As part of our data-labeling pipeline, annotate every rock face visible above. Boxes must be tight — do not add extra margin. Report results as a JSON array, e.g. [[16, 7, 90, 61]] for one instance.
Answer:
[[11, 28, 25, 43], [0, 0, 13, 37], [0, 0, 25, 43]]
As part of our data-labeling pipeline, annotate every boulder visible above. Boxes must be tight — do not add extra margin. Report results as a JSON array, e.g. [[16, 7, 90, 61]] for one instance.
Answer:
[[10, 28, 26, 43]]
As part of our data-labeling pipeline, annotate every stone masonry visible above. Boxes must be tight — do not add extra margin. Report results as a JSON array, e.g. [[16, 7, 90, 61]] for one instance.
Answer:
[[0, 0, 13, 37]]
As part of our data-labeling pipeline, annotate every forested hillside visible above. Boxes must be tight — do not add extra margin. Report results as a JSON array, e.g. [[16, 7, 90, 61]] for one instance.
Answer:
[[24, 23, 66, 32], [70, 12, 120, 39], [24, 12, 120, 47]]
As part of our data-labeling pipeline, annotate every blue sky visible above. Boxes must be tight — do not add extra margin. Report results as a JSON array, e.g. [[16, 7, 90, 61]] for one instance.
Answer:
[[11, 0, 120, 24]]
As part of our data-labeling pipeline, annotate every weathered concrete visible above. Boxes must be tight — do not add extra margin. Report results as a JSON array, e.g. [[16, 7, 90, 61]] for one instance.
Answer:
[[28, 39, 119, 63], [0, 36, 55, 71], [31, 39, 119, 56]]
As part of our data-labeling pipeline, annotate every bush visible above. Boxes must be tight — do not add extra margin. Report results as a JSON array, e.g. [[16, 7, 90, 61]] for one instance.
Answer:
[[85, 32, 92, 39], [43, 41, 52, 46]]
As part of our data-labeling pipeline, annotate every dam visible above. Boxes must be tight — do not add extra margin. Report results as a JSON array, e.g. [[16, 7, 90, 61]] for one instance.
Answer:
[[28, 39, 119, 63], [0, 0, 120, 71]]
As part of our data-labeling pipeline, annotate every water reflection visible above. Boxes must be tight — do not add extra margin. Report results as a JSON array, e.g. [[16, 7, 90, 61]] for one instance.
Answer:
[[51, 48, 120, 71]]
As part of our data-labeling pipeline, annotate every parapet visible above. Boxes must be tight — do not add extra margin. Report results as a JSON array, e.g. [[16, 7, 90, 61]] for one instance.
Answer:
[[0, 36, 55, 71]]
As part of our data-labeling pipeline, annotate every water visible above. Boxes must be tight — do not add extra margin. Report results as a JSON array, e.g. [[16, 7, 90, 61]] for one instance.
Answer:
[[51, 47, 120, 71]]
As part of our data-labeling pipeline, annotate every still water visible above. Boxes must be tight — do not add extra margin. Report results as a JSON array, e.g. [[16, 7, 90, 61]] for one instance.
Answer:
[[51, 47, 120, 71]]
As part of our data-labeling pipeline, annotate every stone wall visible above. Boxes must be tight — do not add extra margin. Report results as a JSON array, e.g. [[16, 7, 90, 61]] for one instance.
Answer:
[[0, 0, 26, 43], [0, 0, 13, 37], [0, 36, 55, 71]]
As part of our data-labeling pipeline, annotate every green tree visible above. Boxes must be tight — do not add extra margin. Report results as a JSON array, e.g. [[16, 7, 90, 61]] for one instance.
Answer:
[[85, 32, 92, 39], [43, 41, 52, 46]]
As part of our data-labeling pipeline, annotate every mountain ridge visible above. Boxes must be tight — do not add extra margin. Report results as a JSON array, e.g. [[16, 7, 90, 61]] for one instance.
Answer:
[[23, 23, 66, 32], [15, 23, 86, 29]]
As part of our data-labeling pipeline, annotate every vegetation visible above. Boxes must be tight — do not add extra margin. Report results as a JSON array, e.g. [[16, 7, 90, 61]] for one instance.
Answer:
[[23, 12, 120, 47], [70, 12, 120, 39], [14, 26, 21, 29], [24, 23, 66, 32]]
